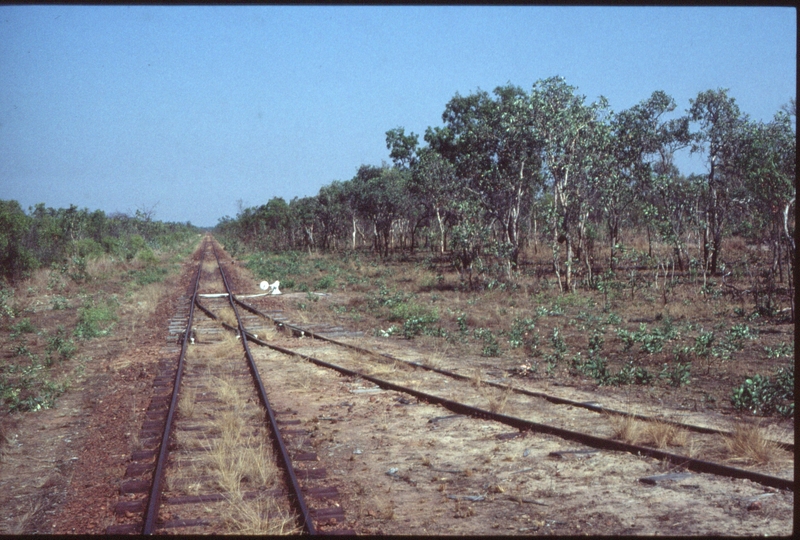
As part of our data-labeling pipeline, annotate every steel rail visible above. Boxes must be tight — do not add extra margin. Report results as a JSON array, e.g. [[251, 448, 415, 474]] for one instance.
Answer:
[[238, 331, 793, 492], [196, 288, 800, 495], [234, 297, 794, 452], [141, 239, 207, 534], [198, 297, 795, 494], [211, 246, 316, 535]]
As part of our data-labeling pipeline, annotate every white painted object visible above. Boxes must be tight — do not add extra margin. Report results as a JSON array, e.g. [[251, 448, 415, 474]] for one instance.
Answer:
[[269, 280, 281, 295], [260, 281, 270, 290]]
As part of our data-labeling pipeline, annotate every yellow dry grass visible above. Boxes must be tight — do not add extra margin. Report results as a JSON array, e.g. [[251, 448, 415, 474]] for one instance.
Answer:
[[178, 386, 196, 419], [644, 420, 688, 449], [85, 254, 119, 277], [471, 367, 482, 389], [167, 347, 298, 534], [220, 492, 299, 535], [724, 422, 782, 465], [217, 306, 239, 328], [202, 260, 219, 273], [610, 415, 688, 449], [610, 414, 645, 445], [1, 496, 42, 534], [486, 386, 511, 414], [200, 376, 297, 535]]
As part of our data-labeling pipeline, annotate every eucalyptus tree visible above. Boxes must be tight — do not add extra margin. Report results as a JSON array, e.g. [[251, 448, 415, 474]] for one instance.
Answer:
[[351, 164, 408, 257], [385, 127, 419, 169], [385, 127, 429, 253], [256, 197, 292, 251], [609, 91, 691, 269], [289, 196, 320, 253], [409, 146, 459, 253], [733, 106, 795, 312], [688, 88, 749, 275], [449, 199, 493, 288], [315, 181, 350, 251], [335, 178, 376, 251], [428, 84, 543, 274], [530, 76, 610, 292]]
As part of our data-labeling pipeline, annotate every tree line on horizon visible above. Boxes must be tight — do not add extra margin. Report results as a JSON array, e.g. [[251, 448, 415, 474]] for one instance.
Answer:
[[215, 77, 792, 292], [0, 201, 199, 283]]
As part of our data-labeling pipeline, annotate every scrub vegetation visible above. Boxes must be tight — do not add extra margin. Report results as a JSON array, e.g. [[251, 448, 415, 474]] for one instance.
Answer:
[[0, 205, 199, 418], [214, 80, 793, 422]]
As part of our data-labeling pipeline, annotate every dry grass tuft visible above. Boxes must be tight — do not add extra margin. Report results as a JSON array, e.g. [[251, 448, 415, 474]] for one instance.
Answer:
[[222, 492, 300, 535], [425, 354, 443, 369], [611, 415, 688, 449], [610, 415, 645, 445], [217, 306, 240, 328], [486, 386, 512, 414], [178, 387, 196, 419], [176, 370, 299, 534], [86, 254, 119, 278], [202, 260, 219, 273], [471, 368, 482, 388], [1, 496, 42, 534], [645, 420, 688, 449], [362, 359, 398, 377], [192, 333, 241, 363], [724, 421, 782, 465], [251, 324, 278, 342]]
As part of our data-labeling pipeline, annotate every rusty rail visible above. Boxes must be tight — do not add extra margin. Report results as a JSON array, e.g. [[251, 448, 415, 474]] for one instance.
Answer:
[[223, 296, 794, 492], [212, 245, 316, 535], [234, 297, 794, 453], [141, 239, 207, 534]]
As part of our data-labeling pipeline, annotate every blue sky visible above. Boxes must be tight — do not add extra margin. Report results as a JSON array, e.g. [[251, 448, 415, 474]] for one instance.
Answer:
[[0, 6, 795, 227]]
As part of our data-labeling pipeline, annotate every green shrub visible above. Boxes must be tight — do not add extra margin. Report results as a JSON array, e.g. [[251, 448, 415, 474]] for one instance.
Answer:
[[693, 329, 715, 357], [660, 362, 691, 387], [550, 327, 567, 359], [765, 342, 794, 358], [0, 285, 15, 320], [474, 327, 500, 357], [245, 251, 311, 291], [402, 313, 439, 338], [72, 238, 104, 258], [508, 317, 537, 352], [10, 317, 36, 338], [731, 365, 794, 417], [74, 299, 117, 339], [129, 266, 168, 286], [315, 274, 336, 290], [456, 313, 469, 335], [576, 354, 611, 384], [137, 246, 159, 267], [46, 326, 77, 365], [51, 295, 69, 310]]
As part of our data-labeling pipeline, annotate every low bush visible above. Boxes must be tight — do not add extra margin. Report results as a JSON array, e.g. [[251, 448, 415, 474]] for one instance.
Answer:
[[474, 327, 500, 357], [10, 317, 36, 338], [129, 265, 169, 286], [731, 365, 794, 417], [45, 326, 77, 365], [74, 298, 118, 339]]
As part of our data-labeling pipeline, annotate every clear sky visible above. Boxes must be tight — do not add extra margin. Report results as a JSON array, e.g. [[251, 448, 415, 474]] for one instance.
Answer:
[[0, 5, 795, 227]]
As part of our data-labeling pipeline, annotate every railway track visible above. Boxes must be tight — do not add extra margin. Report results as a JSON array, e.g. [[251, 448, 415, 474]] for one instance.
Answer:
[[107, 238, 352, 535], [107, 237, 793, 535], [208, 298, 793, 493]]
